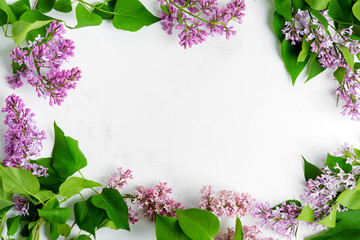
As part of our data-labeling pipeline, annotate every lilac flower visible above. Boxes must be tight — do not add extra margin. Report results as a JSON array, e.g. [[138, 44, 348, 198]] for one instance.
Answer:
[[107, 167, 133, 190], [158, 0, 245, 48], [214, 226, 277, 240], [7, 21, 81, 106], [134, 182, 184, 221], [199, 186, 255, 219], [2, 94, 48, 177], [252, 201, 301, 239], [13, 195, 30, 216]]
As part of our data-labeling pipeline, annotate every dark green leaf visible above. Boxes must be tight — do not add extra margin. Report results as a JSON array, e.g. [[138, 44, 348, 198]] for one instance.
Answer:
[[11, 19, 52, 44], [93, 3, 113, 19], [318, 205, 337, 228], [50, 222, 59, 240], [7, 216, 21, 236], [0, 167, 40, 196], [90, 188, 129, 231], [74, 198, 106, 236], [30, 158, 63, 193], [36, 0, 56, 13], [273, 11, 286, 42], [37, 208, 71, 224], [334, 67, 346, 85], [274, 0, 292, 21], [9, 0, 30, 19], [57, 223, 71, 237], [112, 0, 160, 31], [305, 0, 330, 10], [156, 215, 191, 240], [281, 40, 309, 85], [54, 0, 72, 13], [303, 156, 323, 181], [176, 208, 220, 240], [0, 0, 16, 23], [52, 122, 88, 180], [328, 0, 353, 24], [58, 177, 102, 197], [325, 153, 352, 173], [306, 52, 326, 82], [75, 3, 102, 28], [77, 235, 91, 240], [21, 224, 30, 238], [296, 205, 315, 222], [291, 0, 309, 10], [234, 218, 243, 240]]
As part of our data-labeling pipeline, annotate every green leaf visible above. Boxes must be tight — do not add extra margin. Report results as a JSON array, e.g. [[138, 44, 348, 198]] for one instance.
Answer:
[[9, 0, 30, 19], [74, 198, 106, 236], [274, 0, 292, 21], [305, 52, 326, 82], [36, 0, 56, 13], [309, 8, 329, 29], [273, 11, 286, 42], [303, 156, 323, 181], [325, 153, 352, 173], [77, 235, 91, 240], [112, 0, 160, 32], [337, 189, 360, 209], [50, 222, 59, 240], [291, 0, 309, 10], [94, 3, 114, 19], [37, 208, 71, 224], [52, 122, 88, 180], [90, 188, 129, 231], [176, 208, 220, 240], [0, 167, 40, 196], [7, 216, 21, 236], [27, 190, 53, 205], [328, 0, 353, 24], [318, 205, 337, 228], [75, 3, 102, 28], [97, 219, 119, 230], [59, 177, 102, 197], [339, 45, 355, 69], [30, 158, 63, 193], [298, 40, 311, 62], [57, 223, 71, 237], [296, 205, 315, 222], [0, 0, 16, 23], [305, 0, 330, 10], [20, 10, 54, 23], [160, 5, 169, 15], [156, 215, 191, 240], [54, 0, 72, 13], [234, 218, 243, 240], [281, 40, 309, 85], [354, 148, 360, 160], [334, 67, 346, 85], [354, 1, 360, 22], [11, 19, 52, 44]]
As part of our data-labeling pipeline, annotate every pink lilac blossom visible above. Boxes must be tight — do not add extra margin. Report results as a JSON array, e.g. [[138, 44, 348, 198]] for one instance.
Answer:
[[7, 21, 81, 106], [2, 94, 48, 177], [158, 0, 245, 48], [214, 226, 276, 240], [199, 186, 255, 219], [252, 201, 302, 239], [134, 182, 184, 221], [282, 10, 360, 120], [107, 167, 133, 190], [13, 195, 30, 216]]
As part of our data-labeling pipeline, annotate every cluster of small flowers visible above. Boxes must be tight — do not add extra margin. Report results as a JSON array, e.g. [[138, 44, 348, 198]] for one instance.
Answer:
[[7, 21, 81, 106], [199, 186, 255, 219], [12, 195, 30, 216], [107, 167, 133, 190], [158, 0, 245, 48], [303, 144, 360, 220], [214, 226, 277, 240], [2, 94, 48, 177], [252, 201, 302, 239], [282, 10, 360, 120], [133, 182, 184, 221]]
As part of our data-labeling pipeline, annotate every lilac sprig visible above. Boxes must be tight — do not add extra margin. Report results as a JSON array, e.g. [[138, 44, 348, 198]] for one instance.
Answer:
[[2, 94, 48, 177], [158, 0, 245, 48], [282, 10, 360, 121], [7, 21, 81, 106]]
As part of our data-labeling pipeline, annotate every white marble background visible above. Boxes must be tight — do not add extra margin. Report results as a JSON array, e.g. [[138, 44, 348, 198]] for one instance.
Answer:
[[1, 0, 360, 239]]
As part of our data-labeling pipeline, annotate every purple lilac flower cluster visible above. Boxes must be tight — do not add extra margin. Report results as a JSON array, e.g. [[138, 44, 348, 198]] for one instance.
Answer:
[[282, 10, 360, 120], [252, 201, 302, 239], [199, 185, 255, 219], [158, 0, 245, 48], [133, 182, 184, 221], [2, 94, 48, 177], [12, 195, 30, 216], [215, 226, 277, 240], [7, 21, 81, 106]]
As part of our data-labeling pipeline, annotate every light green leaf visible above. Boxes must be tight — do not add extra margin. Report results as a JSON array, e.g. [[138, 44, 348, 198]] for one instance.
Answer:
[[156, 215, 191, 240], [234, 218, 243, 240], [0, 0, 16, 24], [354, 1, 360, 22], [339, 45, 354, 69], [334, 67, 346, 85], [57, 223, 71, 237], [11, 19, 52, 44], [75, 3, 102, 28], [0, 167, 40, 196], [305, 0, 330, 10], [38, 208, 71, 224], [59, 177, 102, 197], [298, 40, 311, 62], [27, 190, 53, 205], [318, 205, 337, 228], [337, 189, 360, 209], [7, 216, 21, 236], [297, 205, 315, 222]]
